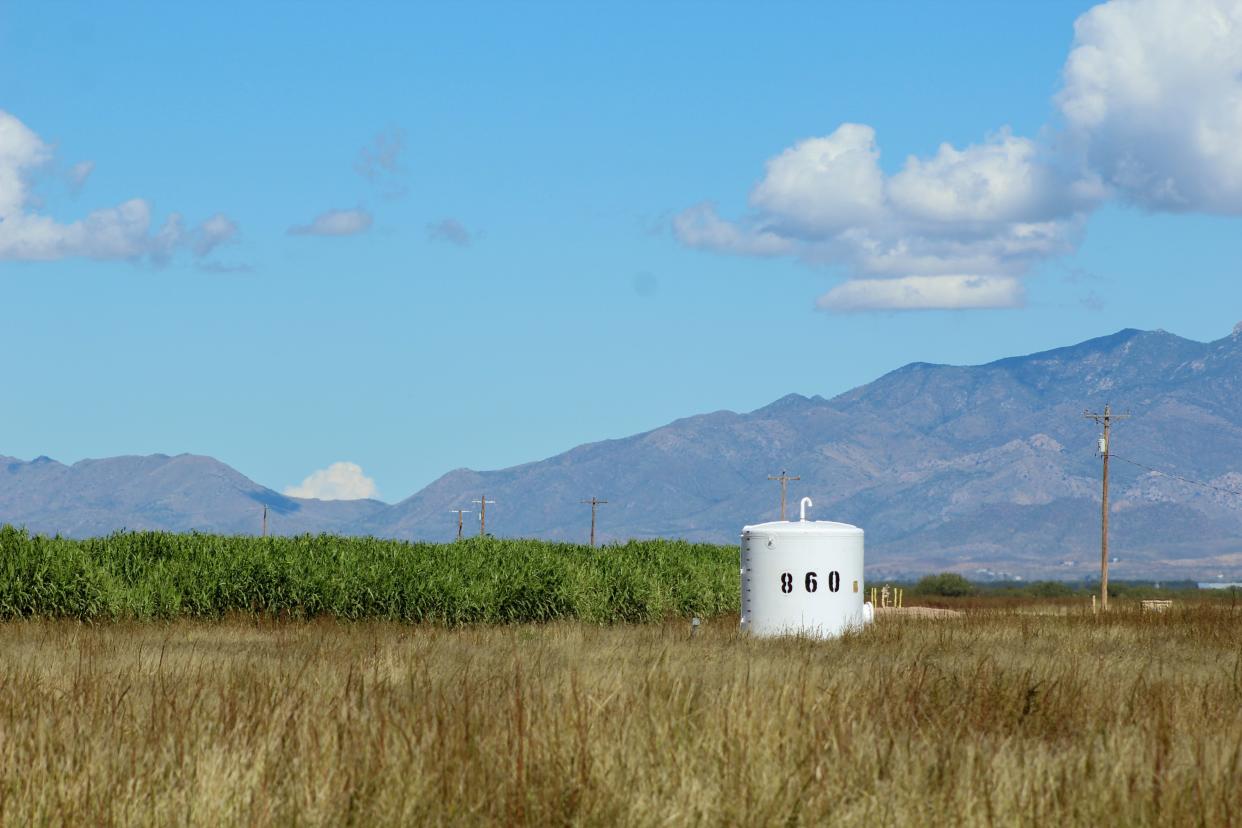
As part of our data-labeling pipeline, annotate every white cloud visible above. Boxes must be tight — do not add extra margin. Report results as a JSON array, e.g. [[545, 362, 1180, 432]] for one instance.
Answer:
[[0, 111, 50, 218], [1057, 0, 1242, 212], [0, 110, 239, 264], [283, 461, 379, 501], [67, 160, 94, 193], [674, 0, 1242, 311], [672, 202, 795, 256], [749, 123, 886, 235], [817, 275, 1024, 312], [149, 212, 187, 265], [194, 213, 238, 257], [673, 124, 1090, 310], [888, 129, 1094, 223], [426, 217, 474, 246], [0, 199, 155, 261], [288, 208, 373, 237]]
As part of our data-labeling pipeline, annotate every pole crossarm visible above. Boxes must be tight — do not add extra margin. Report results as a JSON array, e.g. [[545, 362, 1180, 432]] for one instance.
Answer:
[[767, 471, 801, 521]]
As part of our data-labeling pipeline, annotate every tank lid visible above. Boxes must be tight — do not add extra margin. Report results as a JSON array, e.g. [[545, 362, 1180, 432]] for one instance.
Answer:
[[741, 520, 863, 537]]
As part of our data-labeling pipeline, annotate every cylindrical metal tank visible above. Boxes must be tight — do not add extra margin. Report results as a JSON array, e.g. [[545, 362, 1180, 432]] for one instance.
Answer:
[[740, 498, 871, 638]]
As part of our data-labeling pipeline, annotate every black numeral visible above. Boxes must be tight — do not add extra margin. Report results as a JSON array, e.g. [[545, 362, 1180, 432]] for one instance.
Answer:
[[780, 570, 842, 595]]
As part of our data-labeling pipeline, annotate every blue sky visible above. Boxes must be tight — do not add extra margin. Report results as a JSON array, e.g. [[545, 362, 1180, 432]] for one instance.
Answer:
[[4, 1, 1242, 501]]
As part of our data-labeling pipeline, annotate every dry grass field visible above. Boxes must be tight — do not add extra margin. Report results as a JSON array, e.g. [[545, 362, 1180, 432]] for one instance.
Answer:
[[1, 608, 1240, 826]]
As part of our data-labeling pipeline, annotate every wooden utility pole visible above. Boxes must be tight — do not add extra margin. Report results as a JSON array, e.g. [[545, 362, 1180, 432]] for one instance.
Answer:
[[449, 509, 472, 540], [767, 470, 801, 520], [472, 495, 496, 537], [1084, 404, 1130, 610], [580, 497, 608, 547], [262, 505, 268, 538]]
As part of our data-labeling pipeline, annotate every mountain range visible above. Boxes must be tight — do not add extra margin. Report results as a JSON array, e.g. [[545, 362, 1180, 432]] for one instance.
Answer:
[[6, 325, 1242, 580]]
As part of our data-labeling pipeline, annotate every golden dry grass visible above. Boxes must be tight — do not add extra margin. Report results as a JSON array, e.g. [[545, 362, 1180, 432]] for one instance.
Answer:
[[0, 609, 1240, 826]]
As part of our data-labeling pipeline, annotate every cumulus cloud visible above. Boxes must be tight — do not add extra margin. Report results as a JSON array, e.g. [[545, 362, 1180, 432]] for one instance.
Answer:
[[1, 198, 155, 261], [749, 124, 886, 235], [283, 461, 379, 501], [0, 110, 239, 264], [674, 0, 1242, 311], [1058, 0, 1242, 212], [0, 111, 50, 217], [426, 217, 474, 246], [288, 208, 373, 237], [675, 124, 1093, 310], [887, 130, 1098, 223]]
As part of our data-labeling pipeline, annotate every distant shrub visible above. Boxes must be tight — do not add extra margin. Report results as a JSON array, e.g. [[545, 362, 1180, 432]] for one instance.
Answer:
[[912, 572, 976, 597], [1107, 582, 1163, 600], [1024, 581, 1076, 598]]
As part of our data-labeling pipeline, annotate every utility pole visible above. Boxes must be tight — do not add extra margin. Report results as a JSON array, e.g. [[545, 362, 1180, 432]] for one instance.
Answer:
[[449, 509, 472, 540], [1084, 403, 1130, 611], [580, 497, 608, 547], [767, 470, 801, 520], [472, 495, 495, 537], [262, 505, 268, 538]]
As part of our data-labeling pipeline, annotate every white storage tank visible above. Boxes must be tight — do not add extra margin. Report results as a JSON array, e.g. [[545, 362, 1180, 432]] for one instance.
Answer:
[[740, 498, 872, 638]]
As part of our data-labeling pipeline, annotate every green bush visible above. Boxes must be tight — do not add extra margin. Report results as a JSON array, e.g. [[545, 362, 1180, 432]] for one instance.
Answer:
[[912, 572, 976, 597], [1024, 580, 1077, 598]]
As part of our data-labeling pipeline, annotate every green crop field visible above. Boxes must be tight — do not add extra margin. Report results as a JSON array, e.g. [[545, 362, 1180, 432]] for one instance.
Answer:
[[0, 526, 738, 623]]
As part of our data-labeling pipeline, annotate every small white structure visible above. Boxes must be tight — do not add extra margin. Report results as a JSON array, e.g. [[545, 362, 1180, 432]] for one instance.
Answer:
[[740, 497, 872, 638]]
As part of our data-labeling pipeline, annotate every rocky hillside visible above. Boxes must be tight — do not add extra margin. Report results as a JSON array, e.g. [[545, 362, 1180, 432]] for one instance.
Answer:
[[353, 326, 1242, 579]]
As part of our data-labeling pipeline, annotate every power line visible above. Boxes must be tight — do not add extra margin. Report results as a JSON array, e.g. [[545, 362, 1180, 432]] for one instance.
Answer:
[[1109, 453, 1242, 498]]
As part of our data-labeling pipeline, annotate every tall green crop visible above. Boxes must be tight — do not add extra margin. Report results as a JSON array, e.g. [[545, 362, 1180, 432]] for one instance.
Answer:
[[0, 526, 740, 623]]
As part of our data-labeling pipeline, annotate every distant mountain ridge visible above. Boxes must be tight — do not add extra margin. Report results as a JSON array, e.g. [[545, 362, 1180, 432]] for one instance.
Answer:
[[0, 453, 386, 537], [6, 326, 1242, 579]]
